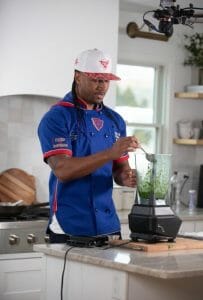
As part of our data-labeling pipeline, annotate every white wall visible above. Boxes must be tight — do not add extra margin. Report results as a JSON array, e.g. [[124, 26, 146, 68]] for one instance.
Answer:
[[0, 0, 119, 202], [0, 0, 119, 107]]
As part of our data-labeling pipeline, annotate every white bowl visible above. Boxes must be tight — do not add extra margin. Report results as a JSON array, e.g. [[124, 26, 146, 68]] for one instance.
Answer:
[[185, 85, 203, 92]]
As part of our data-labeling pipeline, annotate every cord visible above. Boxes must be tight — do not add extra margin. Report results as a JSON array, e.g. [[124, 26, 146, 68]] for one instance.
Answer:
[[102, 240, 132, 250], [180, 175, 189, 195], [61, 246, 75, 300]]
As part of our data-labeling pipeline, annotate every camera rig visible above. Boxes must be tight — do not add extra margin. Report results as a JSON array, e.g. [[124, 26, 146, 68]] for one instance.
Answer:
[[143, 0, 203, 37]]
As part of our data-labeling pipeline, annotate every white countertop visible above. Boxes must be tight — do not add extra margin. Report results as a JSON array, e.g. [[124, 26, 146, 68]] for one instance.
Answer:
[[34, 242, 203, 280]]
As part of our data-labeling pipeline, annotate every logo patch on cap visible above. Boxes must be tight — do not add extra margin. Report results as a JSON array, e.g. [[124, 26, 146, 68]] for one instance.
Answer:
[[99, 59, 109, 70], [91, 118, 104, 131]]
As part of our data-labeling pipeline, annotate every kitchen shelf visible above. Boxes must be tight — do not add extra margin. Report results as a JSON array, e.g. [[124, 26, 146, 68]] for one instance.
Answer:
[[175, 92, 203, 99], [173, 138, 203, 145]]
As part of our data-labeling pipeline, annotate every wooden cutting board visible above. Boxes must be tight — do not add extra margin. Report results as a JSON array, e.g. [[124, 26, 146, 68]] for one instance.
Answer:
[[109, 238, 203, 252], [0, 168, 36, 205]]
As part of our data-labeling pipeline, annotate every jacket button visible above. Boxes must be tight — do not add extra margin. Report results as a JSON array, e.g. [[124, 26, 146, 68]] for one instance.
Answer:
[[104, 134, 109, 138], [95, 208, 98, 213], [105, 209, 110, 213]]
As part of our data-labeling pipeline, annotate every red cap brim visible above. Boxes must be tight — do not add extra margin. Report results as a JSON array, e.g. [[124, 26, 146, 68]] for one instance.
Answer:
[[84, 72, 121, 81]]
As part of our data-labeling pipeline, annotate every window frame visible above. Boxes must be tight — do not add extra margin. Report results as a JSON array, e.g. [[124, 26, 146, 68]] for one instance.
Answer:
[[116, 61, 166, 154]]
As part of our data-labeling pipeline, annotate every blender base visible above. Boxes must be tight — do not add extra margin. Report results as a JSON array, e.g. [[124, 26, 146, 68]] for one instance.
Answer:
[[128, 204, 182, 243], [130, 232, 175, 243]]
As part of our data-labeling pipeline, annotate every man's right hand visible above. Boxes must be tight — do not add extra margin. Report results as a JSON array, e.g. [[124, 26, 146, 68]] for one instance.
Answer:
[[109, 136, 139, 160]]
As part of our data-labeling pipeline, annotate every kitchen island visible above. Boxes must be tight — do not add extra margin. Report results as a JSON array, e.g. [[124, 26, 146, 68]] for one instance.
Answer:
[[34, 241, 203, 300]]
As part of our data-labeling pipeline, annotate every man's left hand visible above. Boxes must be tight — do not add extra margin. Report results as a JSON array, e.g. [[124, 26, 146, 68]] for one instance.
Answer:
[[119, 169, 136, 188]]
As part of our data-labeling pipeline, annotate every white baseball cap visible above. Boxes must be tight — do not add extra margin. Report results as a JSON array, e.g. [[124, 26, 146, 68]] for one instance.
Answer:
[[74, 48, 120, 81]]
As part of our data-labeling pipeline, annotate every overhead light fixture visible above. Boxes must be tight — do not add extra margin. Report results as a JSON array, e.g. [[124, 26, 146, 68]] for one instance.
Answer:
[[126, 0, 203, 40], [126, 22, 169, 41]]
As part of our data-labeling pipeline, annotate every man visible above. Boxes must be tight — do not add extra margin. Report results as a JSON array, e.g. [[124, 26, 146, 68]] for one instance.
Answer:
[[38, 48, 139, 243]]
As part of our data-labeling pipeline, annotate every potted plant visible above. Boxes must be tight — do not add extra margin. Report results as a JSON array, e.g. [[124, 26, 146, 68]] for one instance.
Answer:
[[183, 33, 203, 86]]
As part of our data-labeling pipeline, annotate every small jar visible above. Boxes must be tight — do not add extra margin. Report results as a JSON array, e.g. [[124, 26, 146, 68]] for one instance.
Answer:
[[188, 190, 197, 212]]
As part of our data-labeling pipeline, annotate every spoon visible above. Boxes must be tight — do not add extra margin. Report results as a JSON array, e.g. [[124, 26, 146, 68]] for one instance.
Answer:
[[140, 146, 156, 163]]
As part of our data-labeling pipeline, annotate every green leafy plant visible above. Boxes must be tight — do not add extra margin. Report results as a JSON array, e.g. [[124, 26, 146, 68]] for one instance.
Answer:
[[184, 33, 203, 67]]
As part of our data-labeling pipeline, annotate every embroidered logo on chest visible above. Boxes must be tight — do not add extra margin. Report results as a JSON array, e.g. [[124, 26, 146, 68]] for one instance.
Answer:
[[91, 118, 104, 131]]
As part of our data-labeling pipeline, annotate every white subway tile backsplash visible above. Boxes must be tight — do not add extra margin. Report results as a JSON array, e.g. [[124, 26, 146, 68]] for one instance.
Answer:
[[33, 165, 50, 202], [8, 122, 36, 138], [8, 96, 23, 109], [0, 103, 9, 122], [8, 108, 22, 122], [0, 151, 8, 171], [0, 123, 8, 152], [33, 97, 57, 123], [0, 95, 57, 202], [21, 100, 34, 123]]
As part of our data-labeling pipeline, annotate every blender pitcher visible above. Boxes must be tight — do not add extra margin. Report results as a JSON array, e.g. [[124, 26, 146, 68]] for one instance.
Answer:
[[135, 153, 171, 205], [128, 153, 182, 242]]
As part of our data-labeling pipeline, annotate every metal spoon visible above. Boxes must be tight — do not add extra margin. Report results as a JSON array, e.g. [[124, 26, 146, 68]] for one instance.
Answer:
[[140, 146, 156, 163]]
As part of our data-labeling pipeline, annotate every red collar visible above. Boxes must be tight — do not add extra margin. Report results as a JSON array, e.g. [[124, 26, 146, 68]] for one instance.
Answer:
[[54, 99, 103, 111]]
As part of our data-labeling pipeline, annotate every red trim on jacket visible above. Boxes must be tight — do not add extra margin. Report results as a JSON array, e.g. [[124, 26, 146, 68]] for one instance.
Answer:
[[54, 101, 75, 107], [54, 99, 102, 111], [113, 154, 129, 163], [53, 179, 58, 213], [76, 98, 88, 108], [44, 149, 72, 159]]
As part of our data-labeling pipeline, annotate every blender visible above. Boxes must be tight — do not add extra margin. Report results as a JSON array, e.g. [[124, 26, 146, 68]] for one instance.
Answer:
[[128, 153, 182, 242]]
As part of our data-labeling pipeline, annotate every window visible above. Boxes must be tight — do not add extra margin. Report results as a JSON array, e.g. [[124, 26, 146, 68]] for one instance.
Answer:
[[115, 64, 164, 168]]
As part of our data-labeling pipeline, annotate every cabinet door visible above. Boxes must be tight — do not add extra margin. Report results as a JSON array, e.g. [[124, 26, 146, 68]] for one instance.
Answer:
[[45, 256, 128, 300], [0, 255, 45, 300]]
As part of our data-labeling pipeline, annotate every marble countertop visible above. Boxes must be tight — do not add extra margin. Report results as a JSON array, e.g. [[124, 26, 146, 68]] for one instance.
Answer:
[[118, 206, 203, 224], [34, 242, 203, 280]]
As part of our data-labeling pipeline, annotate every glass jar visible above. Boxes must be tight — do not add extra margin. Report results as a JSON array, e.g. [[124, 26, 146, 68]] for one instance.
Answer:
[[135, 153, 171, 205]]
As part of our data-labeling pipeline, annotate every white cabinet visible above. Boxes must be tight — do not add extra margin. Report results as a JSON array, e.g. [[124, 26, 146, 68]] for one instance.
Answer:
[[45, 255, 128, 300], [0, 253, 45, 300]]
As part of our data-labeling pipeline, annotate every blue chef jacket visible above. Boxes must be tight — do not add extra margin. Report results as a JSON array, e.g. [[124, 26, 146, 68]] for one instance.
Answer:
[[38, 92, 128, 236]]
